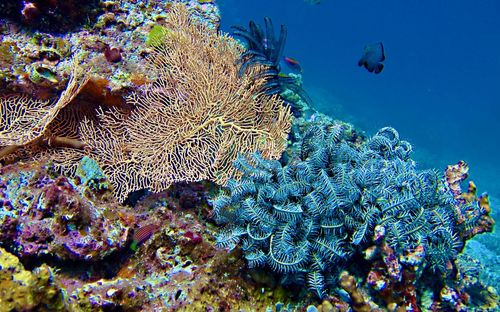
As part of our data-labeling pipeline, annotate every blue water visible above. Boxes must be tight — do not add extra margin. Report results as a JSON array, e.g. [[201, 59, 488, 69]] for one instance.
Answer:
[[219, 0, 500, 287], [219, 0, 500, 198]]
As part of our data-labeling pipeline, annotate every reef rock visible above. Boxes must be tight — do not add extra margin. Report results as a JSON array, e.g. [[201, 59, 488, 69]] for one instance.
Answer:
[[0, 160, 129, 260]]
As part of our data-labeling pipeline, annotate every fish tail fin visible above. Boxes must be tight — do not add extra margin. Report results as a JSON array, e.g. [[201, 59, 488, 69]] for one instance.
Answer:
[[374, 63, 384, 74], [130, 240, 138, 252]]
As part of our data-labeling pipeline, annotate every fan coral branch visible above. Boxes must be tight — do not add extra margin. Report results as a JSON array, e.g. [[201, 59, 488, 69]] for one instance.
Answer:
[[80, 4, 293, 202], [0, 58, 89, 162]]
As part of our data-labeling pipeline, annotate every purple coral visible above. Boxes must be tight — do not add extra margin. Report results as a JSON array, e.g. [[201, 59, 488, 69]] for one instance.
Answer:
[[0, 161, 129, 260]]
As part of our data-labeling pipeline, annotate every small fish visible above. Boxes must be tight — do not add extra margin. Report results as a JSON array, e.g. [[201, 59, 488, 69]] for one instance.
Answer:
[[130, 223, 159, 251], [283, 56, 303, 72], [358, 42, 385, 74]]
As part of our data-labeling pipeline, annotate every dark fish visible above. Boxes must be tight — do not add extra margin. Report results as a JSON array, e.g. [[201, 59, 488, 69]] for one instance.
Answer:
[[358, 42, 385, 74], [283, 56, 303, 72]]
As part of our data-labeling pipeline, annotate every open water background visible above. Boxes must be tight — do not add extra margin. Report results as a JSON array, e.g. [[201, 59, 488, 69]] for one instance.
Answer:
[[218, 0, 500, 288]]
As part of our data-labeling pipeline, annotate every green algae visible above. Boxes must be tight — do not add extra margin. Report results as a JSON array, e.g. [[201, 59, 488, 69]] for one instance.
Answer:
[[146, 25, 170, 47], [75, 156, 109, 191]]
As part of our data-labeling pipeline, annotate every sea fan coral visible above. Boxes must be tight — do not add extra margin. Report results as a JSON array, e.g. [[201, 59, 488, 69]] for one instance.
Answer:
[[80, 4, 293, 202], [212, 122, 485, 298], [0, 61, 89, 162]]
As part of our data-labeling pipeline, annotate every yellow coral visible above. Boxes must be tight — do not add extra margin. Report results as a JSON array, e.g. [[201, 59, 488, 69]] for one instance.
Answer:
[[0, 248, 65, 312]]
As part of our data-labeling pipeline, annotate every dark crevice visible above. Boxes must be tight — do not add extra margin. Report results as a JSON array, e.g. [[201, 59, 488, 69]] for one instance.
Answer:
[[0, 0, 102, 34]]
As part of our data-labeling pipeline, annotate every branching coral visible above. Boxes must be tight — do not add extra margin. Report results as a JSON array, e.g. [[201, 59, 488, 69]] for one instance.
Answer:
[[211, 120, 491, 299], [0, 61, 89, 163], [80, 4, 293, 202], [444, 161, 494, 240]]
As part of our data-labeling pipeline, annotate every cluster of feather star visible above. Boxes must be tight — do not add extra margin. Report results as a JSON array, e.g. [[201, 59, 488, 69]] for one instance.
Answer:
[[232, 17, 312, 114], [211, 124, 475, 298]]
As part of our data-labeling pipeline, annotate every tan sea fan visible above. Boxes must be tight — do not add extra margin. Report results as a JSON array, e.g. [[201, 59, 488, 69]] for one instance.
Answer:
[[0, 62, 89, 161], [80, 4, 293, 202]]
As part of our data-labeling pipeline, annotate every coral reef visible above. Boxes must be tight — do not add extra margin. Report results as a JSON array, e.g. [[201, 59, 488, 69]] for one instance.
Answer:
[[211, 116, 494, 309], [444, 160, 494, 239], [0, 63, 89, 163], [0, 0, 497, 310], [3, 0, 101, 32], [233, 17, 313, 115], [1, 3, 292, 204], [80, 4, 293, 202], [340, 271, 374, 312], [0, 1, 221, 168], [0, 157, 304, 311], [0, 0, 220, 96], [0, 247, 65, 311], [0, 119, 496, 311], [0, 160, 129, 260]]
